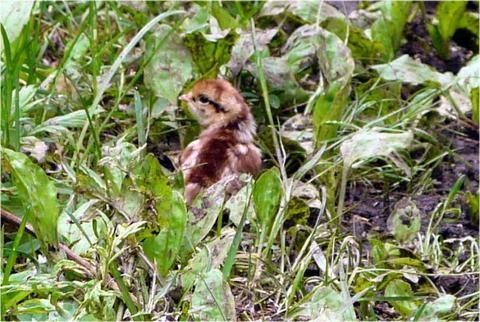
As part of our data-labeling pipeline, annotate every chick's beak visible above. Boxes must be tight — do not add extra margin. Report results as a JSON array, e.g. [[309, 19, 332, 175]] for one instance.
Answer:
[[179, 93, 191, 102]]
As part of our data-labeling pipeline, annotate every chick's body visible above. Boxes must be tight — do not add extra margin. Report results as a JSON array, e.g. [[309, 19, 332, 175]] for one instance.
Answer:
[[180, 79, 261, 204]]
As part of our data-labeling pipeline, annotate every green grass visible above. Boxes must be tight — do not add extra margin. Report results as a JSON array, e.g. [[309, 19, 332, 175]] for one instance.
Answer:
[[1, 1, 479, 321]]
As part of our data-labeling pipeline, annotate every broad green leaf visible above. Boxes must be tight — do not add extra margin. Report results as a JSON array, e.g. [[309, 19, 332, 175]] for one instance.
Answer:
[[291, 1, 344, 24], [428, 1, 467, 58], [227, 28, 278, 76], [181, 228, 235, 291], [132, 154, 186, 275], [143, 191, 187, 276], [371, 0, 412, 61], [184, 28, 237, 78], [2, 148, 59, 248], [456, 55, 480, 93], [385, 257, 426, 270], [181, 5, 209, 34], [288, 286, 356, 321], [99, 141, 141, 197], [416, 295, 456, 320], [259, 1, 343, 24], [313, 81, 350, 146], [371, 55, 454, 88], [100, 142, 145, 218], [211, 2, 238, 30], [183, 178, 228, 252], [385, 279, 418, 316], [225, 179, 254, 226], [315, 29, 354, 87], [369, 238, 389, 267], [0, 0, 34, 53], [45, 301, 78, 321], [14, 298, 56, 316], [0, 286, 31, 312], [245, 55, 308, 103], [79, 164, 107, 192], [144, 24, 193, 104], [190, 269, 235, 321], [387, 198, 421, 244], [284, 24, 354, 87], [288, 25, 354, 145], [58, 199, 98, 255], [135, 153, 172, 222], [253, 167, 283, 232], [437, 1, 467, 41], [321, 17, 383, 63], [17, 85, 38, 113], [114, 221, 147, 250], [340, 129, 413, 168], [114, 176, 145, 219]]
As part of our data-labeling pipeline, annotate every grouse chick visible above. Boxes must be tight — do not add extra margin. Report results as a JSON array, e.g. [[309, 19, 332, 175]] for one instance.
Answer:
[[179, 79, 262, 204]]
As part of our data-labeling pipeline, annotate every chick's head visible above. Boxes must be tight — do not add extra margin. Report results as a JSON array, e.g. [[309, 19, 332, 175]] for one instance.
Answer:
[[179, 79, 246, 127]]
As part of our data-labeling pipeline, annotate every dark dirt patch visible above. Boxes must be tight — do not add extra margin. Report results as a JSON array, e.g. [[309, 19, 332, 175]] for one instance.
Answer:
[[343, 120, 479, 239], [434, 274, 479, 298]]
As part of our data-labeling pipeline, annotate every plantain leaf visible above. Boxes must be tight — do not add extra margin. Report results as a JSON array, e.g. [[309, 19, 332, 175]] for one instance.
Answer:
[[144, 24, 193, 104], [183, 26, 237, 78], [288, 286, 356, 320], [181, 228, 235, 291], [371, 0, 412, 62], [415, 295, 456, 320], [291, 25, 354, 146], [340, 129, 413, 168], [143, 191, 187, 276], [182, 178, 229, 253], [58, 199, 98, 255], [227, 28, 278, 76], [190, 269, 236, 321], [2, 148, 59, 248], [428, 1, 467, 59], [135, 154, 172, 221], [225, 179, 254, 226], [387, 198, 421, 244], [321, 17, 383, 63], [372, 55, 454, 88], [0, 0, 34, 54], [136, 154, 187, 276], [456, 55, 480, 92], [436, 1, 467, 41], [253, 167, 282, 232], [258, 1, 343, 24], [385, 279, 418, 317]]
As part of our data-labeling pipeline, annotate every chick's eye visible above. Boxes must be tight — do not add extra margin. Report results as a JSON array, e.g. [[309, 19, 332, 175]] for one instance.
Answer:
[[198, 95, 209, 104]]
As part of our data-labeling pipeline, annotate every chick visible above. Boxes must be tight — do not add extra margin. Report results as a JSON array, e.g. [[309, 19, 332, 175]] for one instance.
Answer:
[[179, 79, 262, 204]]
